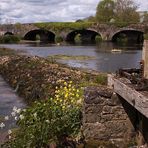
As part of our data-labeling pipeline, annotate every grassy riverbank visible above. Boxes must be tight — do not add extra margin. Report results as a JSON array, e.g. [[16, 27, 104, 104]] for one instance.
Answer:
[[0, 48, 107, 103]]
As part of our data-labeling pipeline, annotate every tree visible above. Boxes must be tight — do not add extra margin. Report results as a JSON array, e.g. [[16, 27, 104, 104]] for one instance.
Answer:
[[143, 12, 148, 23], [96, 0, 115, 23], [95, 0, 140, 24], [114, 0, 140, 24]]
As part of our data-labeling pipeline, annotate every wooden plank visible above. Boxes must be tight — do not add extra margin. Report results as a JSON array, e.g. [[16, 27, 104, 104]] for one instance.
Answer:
[[108, 74, 148, 118], [143, 40, 148, 79]]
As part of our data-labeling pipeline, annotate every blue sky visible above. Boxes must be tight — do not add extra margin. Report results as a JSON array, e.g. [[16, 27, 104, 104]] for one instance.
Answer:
[[0, 0, 147, 24]]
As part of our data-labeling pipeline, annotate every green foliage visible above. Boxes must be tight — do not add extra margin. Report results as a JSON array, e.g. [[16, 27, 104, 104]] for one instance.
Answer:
[[116, 33, 128, 44], [74, 34, 82, 43], [35, 22, 93, 32], [95, 35, 102, 43], [4, 81, 82, 147], [96, 0, 140, 24], [143, 12, 148, 24], [144, 33, 148, 40], [35, 34, 40, 41], [0, 35, 20, 44], [96, 0, 115, 23], [95, 74, 107, 85], [55, 35, 63, 43]]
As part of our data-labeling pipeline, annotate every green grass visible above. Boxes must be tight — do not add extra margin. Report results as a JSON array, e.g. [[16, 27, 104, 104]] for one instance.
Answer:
[[48, 55, 96, 60]]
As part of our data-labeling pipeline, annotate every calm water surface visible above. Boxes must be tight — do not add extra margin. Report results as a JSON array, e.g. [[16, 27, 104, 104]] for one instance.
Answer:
[[0, 42, 143, 72]]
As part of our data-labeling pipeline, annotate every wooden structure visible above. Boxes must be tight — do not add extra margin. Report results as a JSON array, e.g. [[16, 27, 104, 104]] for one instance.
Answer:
[[143, 40, 148, 79], [108, 40, 148, 145]]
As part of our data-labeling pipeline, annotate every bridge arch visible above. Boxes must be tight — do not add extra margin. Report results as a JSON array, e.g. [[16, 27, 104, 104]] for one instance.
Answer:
[[112, 30, 144, 44], [24, 29, 55, 42], [4, 32, 14, 36], [66, 29, 102, 43]]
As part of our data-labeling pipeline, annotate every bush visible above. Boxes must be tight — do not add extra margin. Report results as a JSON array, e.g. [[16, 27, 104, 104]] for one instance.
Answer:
[[0, 35, 20, 44], [144, 33, 148, 40], [95, 35, 102, 43], [4, 81, 83, 147], [55, 35, 63, 43]]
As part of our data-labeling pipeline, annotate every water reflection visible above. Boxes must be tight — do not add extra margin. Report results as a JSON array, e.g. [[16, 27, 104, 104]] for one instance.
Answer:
[[0, 42, 143, 72]]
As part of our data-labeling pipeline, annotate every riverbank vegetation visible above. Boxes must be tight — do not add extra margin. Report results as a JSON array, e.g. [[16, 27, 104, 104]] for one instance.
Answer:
[[35, 22, 93, 32], [0, 48, 108, 147], [0, 35, 20, 44]]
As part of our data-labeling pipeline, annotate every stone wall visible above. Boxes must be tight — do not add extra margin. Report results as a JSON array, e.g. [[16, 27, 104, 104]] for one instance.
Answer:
[[82, 86, 136, 147]]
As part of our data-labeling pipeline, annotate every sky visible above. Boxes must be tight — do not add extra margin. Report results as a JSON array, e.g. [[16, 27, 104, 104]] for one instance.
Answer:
[[0, 0, 147, 24]]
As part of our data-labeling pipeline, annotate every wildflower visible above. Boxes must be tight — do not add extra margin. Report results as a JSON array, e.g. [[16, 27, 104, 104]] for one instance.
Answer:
[[45, 120, 50, 123], [12, 106, 18, 112], [64, 82, 67, 85], [0, 122, 5, 129], [19, 114, 24, 120], [23, 109, 26, 112], [55, 86, 58, 89], [33, 113, 37, 118], [69, 81, 73, 84], [8, 130, 12, 135], [65, 93, 68, 98], [4, 116, 9, 121], [15, 117, 18, 121], [8, 135, 11, 139], [11, 112, 16, 117], [62, 106, 65, 110], [16, 108, 21, 114], [76, 94, 79, 97]]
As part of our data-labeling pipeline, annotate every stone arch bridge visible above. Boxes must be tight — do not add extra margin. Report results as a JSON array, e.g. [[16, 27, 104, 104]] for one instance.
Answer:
[[0, 23, 147, 43]]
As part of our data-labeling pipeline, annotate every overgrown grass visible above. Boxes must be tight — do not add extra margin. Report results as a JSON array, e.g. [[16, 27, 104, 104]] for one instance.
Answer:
[[35, 22, 93, 32], [0, 35, 20, 44], [48, 55, 96, 60], [144, 33, 148, 40]]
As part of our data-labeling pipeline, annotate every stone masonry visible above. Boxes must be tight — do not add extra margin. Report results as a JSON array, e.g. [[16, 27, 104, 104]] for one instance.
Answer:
[[82, 86, 136, 147]]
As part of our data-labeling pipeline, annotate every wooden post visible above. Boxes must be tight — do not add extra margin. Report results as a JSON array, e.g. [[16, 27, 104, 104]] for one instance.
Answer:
[[142, 40, 148, 79]]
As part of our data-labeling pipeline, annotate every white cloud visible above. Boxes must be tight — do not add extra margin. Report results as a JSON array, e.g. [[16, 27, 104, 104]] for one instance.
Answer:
[[0, 0, 147, 24]]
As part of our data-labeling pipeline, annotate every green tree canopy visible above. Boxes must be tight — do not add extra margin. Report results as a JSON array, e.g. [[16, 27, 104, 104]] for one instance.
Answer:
[[96, 0, 115, 23], [96, 0, 140, 24], [143, 12, 148, 23], [114, 0, 140, 24]]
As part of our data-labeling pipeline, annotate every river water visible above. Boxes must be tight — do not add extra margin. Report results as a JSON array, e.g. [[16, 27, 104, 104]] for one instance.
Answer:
[[0, 42, 143, 72]]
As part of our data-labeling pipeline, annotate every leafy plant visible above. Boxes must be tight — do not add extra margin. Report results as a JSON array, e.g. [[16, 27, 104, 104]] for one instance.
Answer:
[[4, 81, 83, 147], [0, 35, 20, 44]]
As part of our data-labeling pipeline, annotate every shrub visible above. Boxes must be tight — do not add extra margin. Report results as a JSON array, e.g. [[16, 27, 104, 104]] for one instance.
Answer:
[[0, 35, 20, 44], [4, 81, 83, 147], [144, 33, 148, 40], [55, 35, 63, 43], [95, 35, 102, 43]]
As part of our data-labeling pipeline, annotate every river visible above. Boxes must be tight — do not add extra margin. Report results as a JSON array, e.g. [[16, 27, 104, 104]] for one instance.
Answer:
[[0, 42, 143, 72]]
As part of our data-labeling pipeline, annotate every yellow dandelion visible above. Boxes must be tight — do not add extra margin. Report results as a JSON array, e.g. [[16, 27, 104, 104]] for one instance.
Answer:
[[64, 82, 67, 85], [65, 93, 68, 98], [76, 94, 79, 97], [62, 106, 65, 110], [77, 89, 80, 93]]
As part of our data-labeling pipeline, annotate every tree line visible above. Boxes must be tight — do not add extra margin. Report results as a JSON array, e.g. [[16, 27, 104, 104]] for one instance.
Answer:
[[77, 0, 148, 25]]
